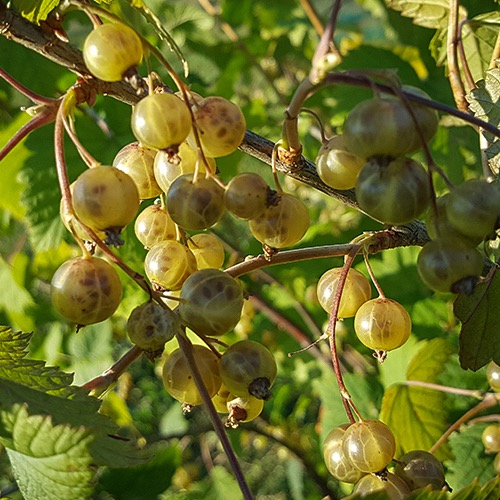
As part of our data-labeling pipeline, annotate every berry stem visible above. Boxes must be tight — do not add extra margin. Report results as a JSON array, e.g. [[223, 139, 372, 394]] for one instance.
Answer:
[[325, 244, 362, 423], [404, 380, 487, 399], [81, 345, 143, 395], [362, 250, 385, 298], [176, 333, 254, 500], [0, 68, 57, 105], [429, 392, 499, 454]]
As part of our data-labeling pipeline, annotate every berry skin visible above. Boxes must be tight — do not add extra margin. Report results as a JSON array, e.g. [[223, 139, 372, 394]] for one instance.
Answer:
[[144, 240, 197, 291], [354, 298, 412, 352], [166, 174, 225, 231], [486, 361, 500, 392], [131, 93, 193, 150], [134, 204, 177, 249], [113, 142, 161, 200], [315, 135, 365, 190], [126, 301, 181, 355], [482, 424, 500, 453], [344, 92, 437, 160], [323, 424, 366, 483], [187, 233, 225, 269], [162, 345, 221, 406], [417, 237, 483, 294], [342, 420, 396, 473], [316, 268, 371, 318], [355, 156, 430, 225], [224, 173, 270, 220], [394, 450, 446, 491], [178, 268, 244, 337], [249, 192, 309, 249], [72, 165, 140, 235], [83, 23, 143, 82], [51, 256, 122, 326], [353, 472, 411, 499], [218, 340, 277, 400], [187, 96, 246, 157], [225, 394, 264, 428], [446, 179, 500, 241]]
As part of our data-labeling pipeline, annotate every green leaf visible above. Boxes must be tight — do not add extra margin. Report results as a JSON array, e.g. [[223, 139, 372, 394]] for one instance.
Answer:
[[446, 424, 497, 491], [466, 67, 500, 174], [4, 404, 94, 500], [11, 0, 60, 24], [0, 256, 35, 318], [451, 476, 500, 500], [454, 270, 500, 370], [380, 339, 454, 460], [385, 0, 450, 29]]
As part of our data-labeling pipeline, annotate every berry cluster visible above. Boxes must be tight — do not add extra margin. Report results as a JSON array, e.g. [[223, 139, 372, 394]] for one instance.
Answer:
[[323, 420, 446, 496]]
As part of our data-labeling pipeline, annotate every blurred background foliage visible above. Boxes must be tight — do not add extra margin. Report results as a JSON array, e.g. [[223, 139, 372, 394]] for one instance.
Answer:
[[0, 0, 499, 498]]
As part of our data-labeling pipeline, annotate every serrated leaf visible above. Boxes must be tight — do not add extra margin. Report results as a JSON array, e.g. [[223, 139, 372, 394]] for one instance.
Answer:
[[385, 0, 450, 29], [380, 339, 454, 460], [11, 0, 60, 24], [454, 270, 500, 370], [446, 424, 497, 491], [3, 404, 94, 500], [0, 327, 152, 490], [451, 476, 500, 500], [466, 67, 500, 174]]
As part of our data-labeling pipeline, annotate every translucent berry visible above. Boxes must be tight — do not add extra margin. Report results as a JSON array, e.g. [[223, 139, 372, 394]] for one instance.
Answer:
[[394, 450, 446, 491], [224, 173, 270, 220], [226, 394, 264, 427], [178, 268, 244, 337], [353, 472, 411, 499], [187, 233, 225, 269], [486, 361, 500, 392], [482, 424, 500, 453], [134, 203, 177, 249], [51, 256, 122, 326], [219, 340, 277, 400]]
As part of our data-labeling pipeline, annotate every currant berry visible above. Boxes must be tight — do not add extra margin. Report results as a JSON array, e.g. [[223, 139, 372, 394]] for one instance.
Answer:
[[127, 301, 181, 355], [316, 268, 371, 318], [446, 179, 500, 241], [224, 173, 270, 220], [131, 93, 192, 150], [417, 237, 483, 294], [187, 233, 225, 269], [342, 419, 396, 473], [316, 135, 365, 190], [486, 361, 500, 392], [51, 256, 122, 326], [426, 193, 483, 246], [211, 384, 231, 413], [344, 92, 436, 160], [249, 192, 309, 248], [218, 340, 277, 400], [323, 424, 366, 483], [355, 156, 430, 225], [226, 394, 264, 428], [83, 23, 143, 82], [178, 269, 244, 337], [166, 174, 225, 230], [59, 184, 106, 242], [394, 450, 446, 491], [134, 204, 177, 249], [72, 165, 140, 237], [352, 472, 411, 499], [187, 96, 246, 157], [162, 345, 221, 406], [354, 298, 412, 352], [482, 424, 500, 453], [144, 240, 197, 291], [154, 142, 214, 193], [113, 142, 161, 200]]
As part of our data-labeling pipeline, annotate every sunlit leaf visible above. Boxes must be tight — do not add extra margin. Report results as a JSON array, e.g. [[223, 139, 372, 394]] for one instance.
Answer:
[[451, 476, 500, 500], [385, 0, 450, 29], [11, 0, 60, 24], [454, 270, 500, 370], [466, 67, 500, 174]]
